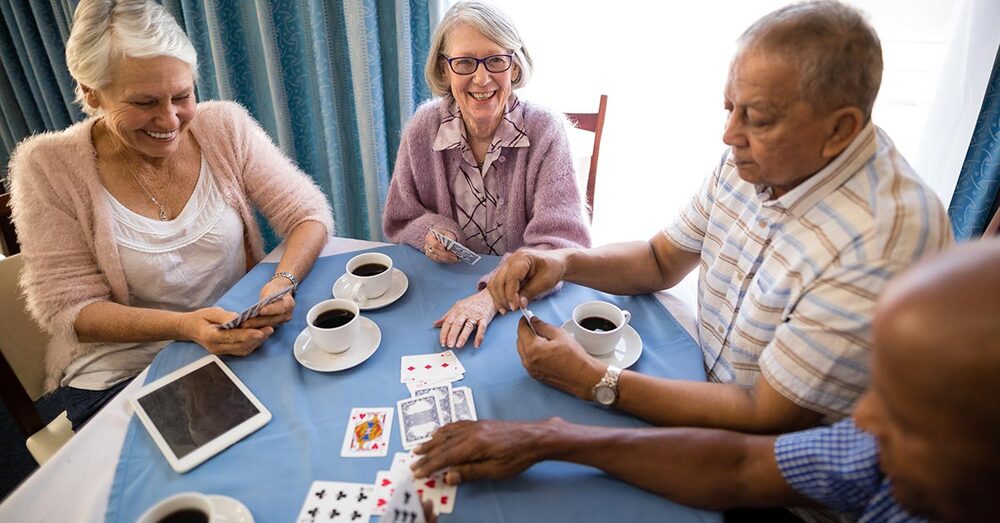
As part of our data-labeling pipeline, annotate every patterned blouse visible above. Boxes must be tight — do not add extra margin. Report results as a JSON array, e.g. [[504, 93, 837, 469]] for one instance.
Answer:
[[432, 96, 530, 255]]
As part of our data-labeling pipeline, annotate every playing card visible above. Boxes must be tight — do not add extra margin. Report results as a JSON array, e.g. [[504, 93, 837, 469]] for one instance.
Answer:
[[446, 240, 481, 266], [414, 384, 455, 425], [372, 470, 396, 516], [376, 472, 427, 523], [416, 470, 457, 515], [431, 229, 481, 265], [390, 451, 417, 474], [405, 375, 462, 396], [296, 481, 375, 523], [218, 284, 294, 330], [397, 396, 444, 450], [400, 351, 465, 384], [520, 306, 539, 336], [340, 408, 393, 457], [451, 386, 478, 421]]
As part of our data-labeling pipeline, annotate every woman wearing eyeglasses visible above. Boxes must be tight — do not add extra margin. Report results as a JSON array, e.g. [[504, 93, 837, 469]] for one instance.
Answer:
[[383, 1, 590, 349]]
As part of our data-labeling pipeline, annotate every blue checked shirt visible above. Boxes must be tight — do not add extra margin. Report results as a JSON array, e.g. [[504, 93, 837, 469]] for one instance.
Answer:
[[775, 419, 925, 522]]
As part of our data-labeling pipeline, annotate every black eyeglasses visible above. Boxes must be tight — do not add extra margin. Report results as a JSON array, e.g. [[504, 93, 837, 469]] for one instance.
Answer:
[[440, 54, 514, 75]]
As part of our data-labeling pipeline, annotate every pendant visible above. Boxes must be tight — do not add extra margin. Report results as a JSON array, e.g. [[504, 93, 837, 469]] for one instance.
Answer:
[[158, 208, 168, 221]]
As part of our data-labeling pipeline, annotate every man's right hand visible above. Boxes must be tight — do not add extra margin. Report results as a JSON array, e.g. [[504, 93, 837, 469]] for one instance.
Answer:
[[487, 248, 571, 313]]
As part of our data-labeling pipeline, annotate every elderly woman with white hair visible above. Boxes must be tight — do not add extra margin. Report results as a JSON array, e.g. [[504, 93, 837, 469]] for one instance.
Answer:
[[383, 1, 590, 349], [8, 0, 332, 428]]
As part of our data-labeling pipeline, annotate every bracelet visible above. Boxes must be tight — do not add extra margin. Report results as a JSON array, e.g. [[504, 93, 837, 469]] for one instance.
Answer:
[[270, 271, 299, 293]]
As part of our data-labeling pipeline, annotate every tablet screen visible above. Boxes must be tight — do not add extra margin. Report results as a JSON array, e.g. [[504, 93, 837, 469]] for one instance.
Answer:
[[135, 360, 260, 459]]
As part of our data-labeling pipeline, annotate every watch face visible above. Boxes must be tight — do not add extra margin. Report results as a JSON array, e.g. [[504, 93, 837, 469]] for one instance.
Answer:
[[594, 386, 615, 406]]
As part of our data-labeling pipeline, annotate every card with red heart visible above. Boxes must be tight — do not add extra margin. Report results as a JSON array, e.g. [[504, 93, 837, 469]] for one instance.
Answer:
[[340, 407, 393, 457]]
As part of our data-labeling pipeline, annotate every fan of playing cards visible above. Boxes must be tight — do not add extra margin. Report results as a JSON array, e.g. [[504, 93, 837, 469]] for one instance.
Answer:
[[297, 350, 477, 521], [430, 229, 481, 265]]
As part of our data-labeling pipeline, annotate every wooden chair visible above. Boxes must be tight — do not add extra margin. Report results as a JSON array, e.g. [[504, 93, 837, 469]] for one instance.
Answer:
[[0, 254, 74, 464], [0, 191, 19, 256], [565, 94, 608, 222]]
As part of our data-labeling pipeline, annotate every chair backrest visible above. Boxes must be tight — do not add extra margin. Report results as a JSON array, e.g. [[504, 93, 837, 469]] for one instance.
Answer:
[[0, 191, 19, 256], [565, 94, 608, 223], [0, 254, 51, 437]]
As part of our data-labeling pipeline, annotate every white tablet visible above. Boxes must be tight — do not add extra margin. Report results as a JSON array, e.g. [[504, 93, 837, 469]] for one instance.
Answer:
[[129, 355, 271, 473]]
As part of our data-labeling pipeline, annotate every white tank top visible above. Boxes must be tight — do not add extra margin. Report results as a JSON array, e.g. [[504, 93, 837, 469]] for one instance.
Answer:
[[63, 158, 246, 389]]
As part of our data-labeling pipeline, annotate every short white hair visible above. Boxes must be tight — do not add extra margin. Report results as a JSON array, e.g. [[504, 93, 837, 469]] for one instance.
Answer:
[[66, 0, 198, 115], [425, 1, 533, 98]]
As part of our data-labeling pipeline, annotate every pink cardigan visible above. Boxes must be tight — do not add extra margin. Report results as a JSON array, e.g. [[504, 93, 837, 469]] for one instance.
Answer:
[[9, 101, 334, 391], [382, 97, 591, 278]]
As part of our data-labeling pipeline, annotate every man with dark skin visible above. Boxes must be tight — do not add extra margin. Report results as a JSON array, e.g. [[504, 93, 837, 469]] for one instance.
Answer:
[[412, 240, 1000, 522]]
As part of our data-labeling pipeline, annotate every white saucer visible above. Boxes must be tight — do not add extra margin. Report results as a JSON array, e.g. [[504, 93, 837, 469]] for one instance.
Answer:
[[294, 317, 381, 372], [209, 494, 254, 523], [332, 268, 409, 310], [561, 320, 643, 369]]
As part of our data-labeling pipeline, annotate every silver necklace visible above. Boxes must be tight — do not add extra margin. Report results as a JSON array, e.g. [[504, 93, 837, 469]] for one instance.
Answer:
[[117, 150, 169, 221]]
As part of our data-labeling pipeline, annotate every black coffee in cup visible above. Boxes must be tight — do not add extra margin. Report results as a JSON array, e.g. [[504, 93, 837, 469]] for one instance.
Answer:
[[579, 316, 618, 332], [158, 509, 209, 523], [314, 309, 356, 329], [351, 263, 389, 277]]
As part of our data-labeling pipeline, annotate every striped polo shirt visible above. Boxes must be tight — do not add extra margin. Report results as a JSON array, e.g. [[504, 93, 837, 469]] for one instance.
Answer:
[[663, 123, 952, 419]]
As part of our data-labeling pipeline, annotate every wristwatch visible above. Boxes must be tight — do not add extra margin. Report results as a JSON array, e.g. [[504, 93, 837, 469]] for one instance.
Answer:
[[270, 271, 299, 294], [591, 365, 622, 407]]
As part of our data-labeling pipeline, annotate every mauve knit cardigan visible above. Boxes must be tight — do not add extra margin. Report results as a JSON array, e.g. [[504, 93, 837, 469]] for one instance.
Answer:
[[9, 101, 334, 391], [383, 97, 591, 285]]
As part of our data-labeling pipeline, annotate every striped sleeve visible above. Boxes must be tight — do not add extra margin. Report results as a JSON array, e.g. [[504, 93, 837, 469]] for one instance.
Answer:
[[759, 260, 905, 419], [774, 419, 881, 518], [663, 164, 720, 253]]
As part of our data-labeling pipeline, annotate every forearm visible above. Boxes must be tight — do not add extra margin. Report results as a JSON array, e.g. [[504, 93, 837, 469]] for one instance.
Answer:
[[563, 241, 677, 294], [75, 301, 187, 343], [616, 372, 822, 434], [539, 419, 801, 509], [273, 220, 327, 282]]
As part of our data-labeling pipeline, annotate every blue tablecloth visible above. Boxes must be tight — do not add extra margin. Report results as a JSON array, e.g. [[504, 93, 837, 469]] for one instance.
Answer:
[[105, 244, 719, 522]]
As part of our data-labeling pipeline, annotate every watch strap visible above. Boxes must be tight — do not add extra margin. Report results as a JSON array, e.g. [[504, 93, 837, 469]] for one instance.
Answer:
[[270, 271, 299, 293]]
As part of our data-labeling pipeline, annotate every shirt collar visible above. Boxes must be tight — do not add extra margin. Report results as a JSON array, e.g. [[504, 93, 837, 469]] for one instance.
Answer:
[[432, 95, 531, 162], [756, 122, 878, 217]]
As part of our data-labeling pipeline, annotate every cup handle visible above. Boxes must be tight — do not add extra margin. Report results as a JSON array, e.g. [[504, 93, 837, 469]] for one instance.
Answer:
[[621, 310, 631, 326], [347, 281, 365, 302]]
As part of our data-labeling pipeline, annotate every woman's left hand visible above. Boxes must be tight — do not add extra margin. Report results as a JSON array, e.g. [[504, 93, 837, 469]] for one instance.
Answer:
[[242, 278, 296, 329], [433, 289, 498, 348]]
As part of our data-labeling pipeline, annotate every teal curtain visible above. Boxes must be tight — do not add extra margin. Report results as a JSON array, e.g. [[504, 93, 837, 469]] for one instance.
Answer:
[[0, 0, 437, 243], [948, 44, 1000, 240]]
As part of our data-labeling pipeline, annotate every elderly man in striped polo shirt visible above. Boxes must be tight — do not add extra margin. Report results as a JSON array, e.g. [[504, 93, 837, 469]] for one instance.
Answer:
[[414, 240, 1000, 523], [485, 1, 952, 433]]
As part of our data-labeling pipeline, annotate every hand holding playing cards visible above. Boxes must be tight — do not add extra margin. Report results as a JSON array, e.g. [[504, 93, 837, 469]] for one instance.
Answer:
[[517, 316, 605, 399], [487, 248, 569, 313], [239, 278, 296, 329], [423, 229, 459, 264], [432, 289, 497, 348], [412, 419, 557, 485], [181, 307, 273, 356]]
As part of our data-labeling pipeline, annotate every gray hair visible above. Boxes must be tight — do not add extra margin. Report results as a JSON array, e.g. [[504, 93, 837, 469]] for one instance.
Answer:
[[737, 0, 882, 120], [425, 1, 533, 98], [66, 0, 198, 115]]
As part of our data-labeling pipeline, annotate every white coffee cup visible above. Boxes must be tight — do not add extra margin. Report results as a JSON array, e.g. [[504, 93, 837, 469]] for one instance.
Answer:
[[307, 299, 362, 354], [137, 492, 216, 523], [571, 301, 631, 356], [345, 252, 393, 301]]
